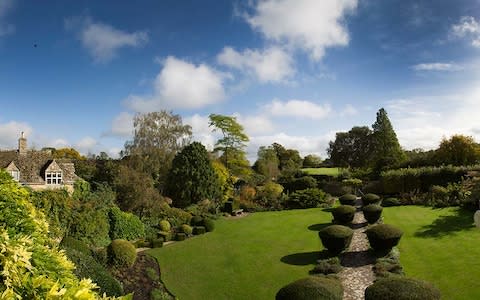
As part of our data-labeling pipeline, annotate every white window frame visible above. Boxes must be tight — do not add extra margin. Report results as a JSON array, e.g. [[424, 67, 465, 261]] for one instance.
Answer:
[[46, 171, 62, 185], [10, 170, 19, 181]]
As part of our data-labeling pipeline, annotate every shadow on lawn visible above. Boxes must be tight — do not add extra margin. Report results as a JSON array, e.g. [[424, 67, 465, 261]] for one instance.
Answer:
[[308, 223, 330, 231], [281, 251, 330, 266], [414, 208, 474, 238]]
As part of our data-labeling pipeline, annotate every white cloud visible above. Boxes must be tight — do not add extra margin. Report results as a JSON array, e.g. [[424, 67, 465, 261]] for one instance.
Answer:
[[0, 121, 32, 149], [217, 46, 294, 82], [127, 56, 226, 112], [107, 112, 133, 137], [75, 137, 97, 152], [412, 63, 463, 71], [451, 16, 480, 48], [66, 16, 148, 63], [340, 104, 357, 116], [245, 0, 358, 60], [184, 114, 216, 151], [0, 0, 15, 37], [263, 99, 332, 119], [234, 114, 275, 135]]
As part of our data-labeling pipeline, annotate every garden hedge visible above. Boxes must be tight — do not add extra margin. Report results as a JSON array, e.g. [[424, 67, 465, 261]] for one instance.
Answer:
[[276, 276, 343, 300], [366, 224, 403, 252], [319, 225, 354, 254], [362, 204, 383, 224], [332, 205, 356, 224], [365, 277, 441, 300]]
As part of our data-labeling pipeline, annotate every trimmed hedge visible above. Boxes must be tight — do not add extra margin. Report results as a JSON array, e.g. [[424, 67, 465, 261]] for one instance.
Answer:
[[176, 233, 186, 241], [180, 224, 193, 235], [365, 277, 441, 300], [203, 218, 215, 232], [362, 193, 381, 205], [362, 205, 383, 224], [319, 225, 354, 255], [366, 224, 403, 252], [382, 197, 401, 207], [276, 276, 343, 300], [107, 239, 137, 268], [159, 220, 172, 232], [338, 194, 356, 206], [151, 238, 164, 248], [193, 226, 206, 235], [332, 205, 356, 224], [109, 206, 145, 241], [191, 216, 204, 226]]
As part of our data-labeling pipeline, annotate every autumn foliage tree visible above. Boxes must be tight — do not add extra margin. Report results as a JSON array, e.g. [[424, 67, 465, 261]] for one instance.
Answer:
[[434, 135, 480, 166]]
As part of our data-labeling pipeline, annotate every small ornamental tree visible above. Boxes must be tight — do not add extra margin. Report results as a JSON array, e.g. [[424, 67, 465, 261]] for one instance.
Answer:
[[166, 142, 222, 208]]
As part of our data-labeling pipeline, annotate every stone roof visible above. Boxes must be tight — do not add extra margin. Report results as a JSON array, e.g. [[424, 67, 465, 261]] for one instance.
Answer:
[[0, 150, 78, 184]]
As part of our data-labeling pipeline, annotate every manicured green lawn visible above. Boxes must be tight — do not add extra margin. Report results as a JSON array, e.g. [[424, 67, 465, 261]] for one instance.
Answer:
[[149, 206, 480, 300], [301, 167, 342, 176]]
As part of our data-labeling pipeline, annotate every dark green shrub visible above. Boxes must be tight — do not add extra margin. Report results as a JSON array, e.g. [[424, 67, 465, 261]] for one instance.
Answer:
[[60, 237, 91, 255], [133, 239, 151, 248], [276, 276, 343, 300], [152, 238, 164, 248], [374, 257, 404, 278], [332, 205, 356, 224], [338, 194, 356, 206], [362, 193, 381, 205], [365, 277, 441, 300], [190, 216, 204, 226], [362, 205, 383, 224], [366, 224, 403, 252], [319, 225, 354, 255], [107, 239, 137, 268], [382, 197, 401, 207], [176, 233, 186, 241], [180, 224, 193, 235], [193, 226, 206, 235], [203, 218, 215, 232], [158, 231, 172, 241], [92, 247, 108, 266], [159, 220, 172, 232], [287, 188, 330, 209], [310, 257, 342, 275], [108, 206, 145, 241]]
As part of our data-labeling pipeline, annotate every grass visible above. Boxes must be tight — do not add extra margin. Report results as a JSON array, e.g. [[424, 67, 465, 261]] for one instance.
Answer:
[[301, 167, 342, 176], [149, 206, 480, 300]]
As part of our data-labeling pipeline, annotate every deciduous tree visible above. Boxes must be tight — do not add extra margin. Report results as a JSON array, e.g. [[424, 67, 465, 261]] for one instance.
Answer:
[[434, 134, 480, 166], [327, 126, 373, 168]]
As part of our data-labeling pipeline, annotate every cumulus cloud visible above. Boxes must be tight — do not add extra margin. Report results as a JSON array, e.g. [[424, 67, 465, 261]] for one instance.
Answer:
[[245, 0, 357, 60], [0, 121, 32, 149], [65, 16, 148, 63], [0, 0, 15, 37], [340, 104, 357, 116], [412, 62, 463, 71], [75, 136, 97, 153], [451, 16, 480, 48], [263, 99, 332, 119], [126, 56, 227, 112], [217, 46, 294, 82], [106, 112, 133, 137]]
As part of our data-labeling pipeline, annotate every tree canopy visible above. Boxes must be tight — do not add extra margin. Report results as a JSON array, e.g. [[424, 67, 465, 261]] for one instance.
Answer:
[[327, 126, 373, 168], [371, 108, 405, 169], [434, 134, 480, 166]]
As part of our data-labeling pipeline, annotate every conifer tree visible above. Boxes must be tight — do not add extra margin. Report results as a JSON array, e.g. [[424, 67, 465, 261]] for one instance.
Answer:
[[371, 108, 405, 170]]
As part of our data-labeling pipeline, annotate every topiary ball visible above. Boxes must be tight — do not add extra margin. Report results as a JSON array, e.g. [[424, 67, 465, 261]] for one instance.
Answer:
[[180, 224, 193, 235], [107, 239, 137, 268], [176, 233, 186, 241], [332, 205, 356, 224], [276, 276, 343, 300], [193, 226, 206, 235], [159, 220, 171, 232], [365, 277, 441, 300], [318, 225, 354, 255], [191, 216, 204, 226], [362, 193, 381, 205], [362, 204, 383, 224], [366, 224, 403, 252], [339, 194, 357, 206], [203, 218, 215, 232], [151, 238, 164, 248]]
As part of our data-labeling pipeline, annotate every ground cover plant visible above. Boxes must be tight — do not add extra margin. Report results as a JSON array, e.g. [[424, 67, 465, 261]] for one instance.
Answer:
[[301, 167, 342, 176]]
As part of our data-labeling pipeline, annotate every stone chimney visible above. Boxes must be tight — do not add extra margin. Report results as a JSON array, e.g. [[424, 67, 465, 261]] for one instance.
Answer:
[[18, 132, 27, 155]]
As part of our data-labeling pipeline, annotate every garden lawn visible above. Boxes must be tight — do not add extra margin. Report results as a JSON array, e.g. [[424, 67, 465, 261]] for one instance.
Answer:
[[383, 206, 480, 300], [301, 167, 342, 176], [148, 209, 332, 300]]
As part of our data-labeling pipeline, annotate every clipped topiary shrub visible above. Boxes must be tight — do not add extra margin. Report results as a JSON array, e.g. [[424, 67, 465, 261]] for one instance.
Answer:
[[365, 277, 441, 300], [310, 257, 342, 275], [159, 220, 171, 232], [107, 239, 137, 268], [180, 224, 193, 235], [362, 193, 381, 205], [339, 194, 357, 206], [319, 225, 354, 255], [203, 218, 215, 232], [382, 197, 401, 207], [366, 224, 403, 252], [193, 226, 206, 235], [158, 231, 172, 242], [276, 276, 343, 300], [176, 233, 186, 241], [332, 205, 356, 224], [191, 215, 204, 226], [151, 238, 164, 248], [362, 204, 383, 224]]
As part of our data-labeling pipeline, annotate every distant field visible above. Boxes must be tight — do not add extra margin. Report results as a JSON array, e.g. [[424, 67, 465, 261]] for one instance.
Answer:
[[301, 167, 342, 176]]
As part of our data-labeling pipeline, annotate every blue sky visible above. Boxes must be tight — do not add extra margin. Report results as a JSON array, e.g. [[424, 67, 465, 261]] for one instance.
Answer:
[[1, 0, 480, 160]]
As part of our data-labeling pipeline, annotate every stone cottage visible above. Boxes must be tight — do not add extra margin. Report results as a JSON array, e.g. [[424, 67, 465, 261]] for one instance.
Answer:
[[0, 133, 78, 192]]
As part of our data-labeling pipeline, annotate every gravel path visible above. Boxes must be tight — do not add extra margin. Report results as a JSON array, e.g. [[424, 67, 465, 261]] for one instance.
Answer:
[[338, 200, 376, 300]]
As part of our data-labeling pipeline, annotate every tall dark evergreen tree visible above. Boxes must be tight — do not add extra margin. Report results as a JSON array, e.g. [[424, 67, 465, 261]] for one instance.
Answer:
[[327, 126, 373, 168], [371, 108, 405, 170], [165, 142, 222, 208]]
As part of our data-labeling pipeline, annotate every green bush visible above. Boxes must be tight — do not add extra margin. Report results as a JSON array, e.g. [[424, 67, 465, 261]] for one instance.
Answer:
[[319, 225, 354, 255], [193, 226, 206, 235], [332, 205, 356, 224], [133, 239, 151, 248], [366, 224, 403, 252], [374, 257, 404, 278], [158, 231, 172, 242], [276, 276, 343, 300], [287, 188, 330, 209], [338, 194, 356, 206], [92, 247, 108, 266], [310, 257, 342, 275], [107, 239, 137, 268], [180, 224, 193, 235], [60, 236, 91, 255], [152, 238, 164, 248], [362, 204, 383, 224], [362, 193, 381, 205], [203, 218, 215, 232], [365, 277, 441, 300], [176, 233, 186, 241], [109, 206, 145, 241], [190, 216, 204, 226], [382, 197, 401, 207], [159, 220, 172, 232]]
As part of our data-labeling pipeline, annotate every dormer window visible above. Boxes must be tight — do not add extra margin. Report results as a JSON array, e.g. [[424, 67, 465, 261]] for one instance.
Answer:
[[46, 171, 62, 185], [10, 170, 19, 181]]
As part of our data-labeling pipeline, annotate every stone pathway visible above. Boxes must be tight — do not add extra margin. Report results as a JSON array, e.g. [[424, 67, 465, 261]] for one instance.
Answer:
[[338, 200, 376, 300]]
